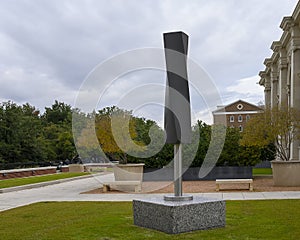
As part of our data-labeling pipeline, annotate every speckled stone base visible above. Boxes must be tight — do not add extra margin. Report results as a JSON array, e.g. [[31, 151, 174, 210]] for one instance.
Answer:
[[133, 196, 225, 234]]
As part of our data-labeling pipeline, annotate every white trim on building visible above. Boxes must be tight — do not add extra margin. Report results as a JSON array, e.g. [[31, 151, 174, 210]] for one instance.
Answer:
[[213, 111, 262, 116]]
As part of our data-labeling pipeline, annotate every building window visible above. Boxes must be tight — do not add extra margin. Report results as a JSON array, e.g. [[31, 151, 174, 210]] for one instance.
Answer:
[[239, 125, 243, 132], [230, 116, 234, 122], [246, 115, 250, 122], [238, 115, 243, 122]]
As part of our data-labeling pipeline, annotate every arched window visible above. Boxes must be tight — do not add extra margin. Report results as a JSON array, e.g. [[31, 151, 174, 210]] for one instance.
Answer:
[[239, 125, 243, 132], [238, 115, 243, 122], [230, 115, 234, 122]]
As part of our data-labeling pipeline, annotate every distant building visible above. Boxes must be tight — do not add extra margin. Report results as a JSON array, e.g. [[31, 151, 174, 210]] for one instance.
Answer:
[[212, 100, 263, 132]]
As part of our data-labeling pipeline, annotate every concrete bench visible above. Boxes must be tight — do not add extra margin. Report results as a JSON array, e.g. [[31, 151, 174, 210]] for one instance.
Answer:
[[102, 181, 142, 193], [216, 179, 253, 192]]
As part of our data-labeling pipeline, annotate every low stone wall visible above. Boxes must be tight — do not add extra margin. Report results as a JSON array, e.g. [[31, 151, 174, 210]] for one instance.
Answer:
[[143, 166, 253, 181], [60, 166, 69, 172], [83, 163, 112, 172], [0, 166, 57, 180], [68, 164, 84, 173], [254, 161, 271, 168]]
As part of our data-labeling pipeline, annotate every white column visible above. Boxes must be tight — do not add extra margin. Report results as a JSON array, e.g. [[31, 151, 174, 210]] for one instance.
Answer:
[[290, 24, 300, 160], [278, 48, 288, 109], [263, 59, 273, 109], [286, 57, 291, 108], [270, 63, 279, 108], [264, 74, 271, 109], [259, 70, 271, 109]]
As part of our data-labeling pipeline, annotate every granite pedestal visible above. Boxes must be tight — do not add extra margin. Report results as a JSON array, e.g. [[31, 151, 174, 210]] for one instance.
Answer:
[[133, 196, 225, 234]]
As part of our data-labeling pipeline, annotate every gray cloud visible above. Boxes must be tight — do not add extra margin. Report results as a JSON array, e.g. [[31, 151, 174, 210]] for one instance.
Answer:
[[0, 0, 297, 118]]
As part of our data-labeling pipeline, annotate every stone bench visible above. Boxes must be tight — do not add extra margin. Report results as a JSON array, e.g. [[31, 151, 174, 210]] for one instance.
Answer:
[[102, 181, 142, 193], [216, 179, 253, 191]]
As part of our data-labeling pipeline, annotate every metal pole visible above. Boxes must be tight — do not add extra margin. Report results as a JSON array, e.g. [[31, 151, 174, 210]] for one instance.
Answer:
[[174, 144, 182, 196], [164, 143, 193, 201]]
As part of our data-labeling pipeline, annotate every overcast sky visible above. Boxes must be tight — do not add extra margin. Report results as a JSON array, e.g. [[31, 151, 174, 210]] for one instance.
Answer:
[[0, 0, 298, 124]]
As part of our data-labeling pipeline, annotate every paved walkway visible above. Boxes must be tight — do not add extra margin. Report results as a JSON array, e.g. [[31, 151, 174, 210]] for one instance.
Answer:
[[1, 173, 300, 212]]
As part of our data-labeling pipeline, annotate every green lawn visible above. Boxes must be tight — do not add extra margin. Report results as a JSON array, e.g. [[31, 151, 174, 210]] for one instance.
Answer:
[[252, 168, 272, 175], [0, 172, 90, 189], [0, 200, 299, 240]]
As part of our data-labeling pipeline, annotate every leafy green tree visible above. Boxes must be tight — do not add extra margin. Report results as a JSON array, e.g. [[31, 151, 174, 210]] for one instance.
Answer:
[[217, 127, 263, 166], [0, 102, 23, 163], [190, 121, 263, 167], [19, 103, 45, 162], [0, 102, 48, 167], [76, 117, 102, 161], [42, 121, 76, 162], [43, 100, 72, 124], [41, 101, 77, 162], [191, 120, 211, 167], [142, 143, 173, 168], [241, 107, 300, 161], [133, 117, 156, 145], [133, 120, 172, 168], [56, 131, 76, 161], [217, 127, 241, 166], [92, 106, 174, 167], [0, 99, 274, 170], [238, 145, 263, 166], [95, 106, 144, 164]]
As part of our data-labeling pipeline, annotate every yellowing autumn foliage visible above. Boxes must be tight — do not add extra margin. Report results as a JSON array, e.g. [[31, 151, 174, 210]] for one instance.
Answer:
[[95, 109, 144, 163], [241, 107, 300, 161]]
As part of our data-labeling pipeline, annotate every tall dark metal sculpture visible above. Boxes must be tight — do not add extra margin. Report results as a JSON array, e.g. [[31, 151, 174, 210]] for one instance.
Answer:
[[133, 32, 226, 233], [163, 31, 192, 201]]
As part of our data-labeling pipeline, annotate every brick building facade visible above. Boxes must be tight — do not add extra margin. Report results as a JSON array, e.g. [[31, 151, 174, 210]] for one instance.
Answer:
[[212, 100, 263, 131]]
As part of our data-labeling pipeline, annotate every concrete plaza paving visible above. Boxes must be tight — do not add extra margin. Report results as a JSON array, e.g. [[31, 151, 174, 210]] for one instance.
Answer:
[[0, 173, 300, 212]]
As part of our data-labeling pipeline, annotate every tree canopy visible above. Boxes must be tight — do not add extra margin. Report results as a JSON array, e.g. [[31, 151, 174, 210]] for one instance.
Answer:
[[241, 107, 300, 161], [0, 101, 271, 169], [0, 101, 76, 169], [95, 107, 144, 164]]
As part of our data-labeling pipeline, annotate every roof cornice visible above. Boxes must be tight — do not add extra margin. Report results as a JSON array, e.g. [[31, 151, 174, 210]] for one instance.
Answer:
[[280, 16, 293, 31], [264, 58, 273, 67], [271, 51, 279, 63], [271, 41, 281, 52], [292, 1, 300, 23]]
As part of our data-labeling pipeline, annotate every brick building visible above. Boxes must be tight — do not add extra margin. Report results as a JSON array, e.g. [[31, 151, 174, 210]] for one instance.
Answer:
[[212, 100, 263, 131]]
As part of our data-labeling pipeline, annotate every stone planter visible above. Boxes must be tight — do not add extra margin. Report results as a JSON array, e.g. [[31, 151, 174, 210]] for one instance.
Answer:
[[68, 164, 84, 173], [113, 163, 144, 181], [112, 163, 144, 192], [272, 160, 300, 186]]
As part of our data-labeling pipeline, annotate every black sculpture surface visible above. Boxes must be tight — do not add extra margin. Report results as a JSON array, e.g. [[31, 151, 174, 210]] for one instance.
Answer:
[[164, 31, 191, 144]]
